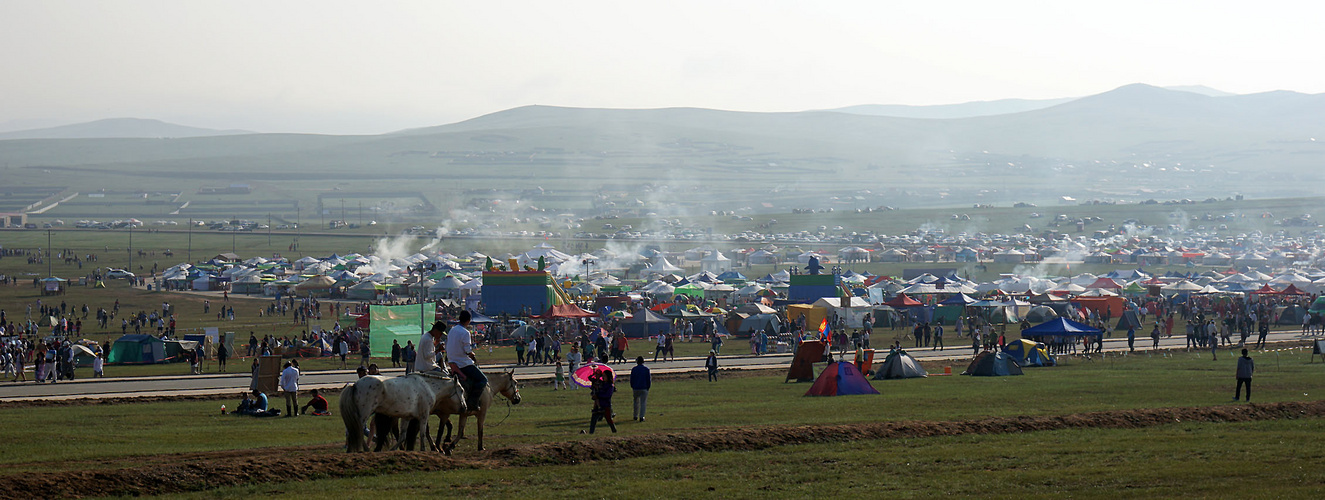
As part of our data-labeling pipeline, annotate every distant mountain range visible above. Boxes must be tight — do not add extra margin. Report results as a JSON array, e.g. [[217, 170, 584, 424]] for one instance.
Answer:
[[2, 83, 1322, 213], [827, 85, 1235, 119], [0, 118, 251, 140]]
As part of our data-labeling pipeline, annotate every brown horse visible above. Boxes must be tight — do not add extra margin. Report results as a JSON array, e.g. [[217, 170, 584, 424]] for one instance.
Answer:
[[436, 369, 521, 452]]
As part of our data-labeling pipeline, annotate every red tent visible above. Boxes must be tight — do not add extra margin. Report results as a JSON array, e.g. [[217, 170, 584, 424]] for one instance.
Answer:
[[883, 293, 922, 307], [1281, 284, 1309, 296], [534, 304, 598, 318], [786, 340, 825, 382], [1251, 284, 1278, 295], [1085, 277, 1122, 289], [804, 361, 880, 396]]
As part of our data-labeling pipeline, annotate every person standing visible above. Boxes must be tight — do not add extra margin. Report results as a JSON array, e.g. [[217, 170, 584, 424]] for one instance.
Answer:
[[1256, 320, 1269, 349], [705, 350, 718, 382], [358, 336, 371, 367], [566, 346, 582, 390], [654, 333, 666, 362], [390, 339, 401, 368], [1127, 325, 1136, 352], [933, 323, 944, 351], [279, 361, 300, 417], [92, 351, 105, 378], [338, 337, 349, 369], [553, 356, 567, 390], [1233, 349, 1254, 401], [587, 370, 617, 434], [514, 336, 526, 366], [402, 340, 416, 375], [217, 340, 228, 372], [630, 356, 651, 422]]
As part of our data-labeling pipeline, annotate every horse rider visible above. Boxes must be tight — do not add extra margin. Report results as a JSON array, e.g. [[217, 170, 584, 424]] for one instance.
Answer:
[[447, 310, 487, 410], [416, 320, 446, 373]]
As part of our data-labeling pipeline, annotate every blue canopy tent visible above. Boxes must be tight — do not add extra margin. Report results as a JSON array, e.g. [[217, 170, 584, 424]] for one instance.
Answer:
[[1020, 317, 1103, 337], [938, 293, 977, 305], [620, 309, 671, 338]]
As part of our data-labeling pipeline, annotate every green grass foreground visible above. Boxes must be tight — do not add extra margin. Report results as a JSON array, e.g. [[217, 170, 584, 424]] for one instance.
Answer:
[[172, 418, 1325, 499], [1, 347, 1323, 476]]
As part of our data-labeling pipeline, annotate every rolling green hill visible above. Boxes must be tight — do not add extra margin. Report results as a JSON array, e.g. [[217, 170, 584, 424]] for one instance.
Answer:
[[1, 84, 1322, 226]]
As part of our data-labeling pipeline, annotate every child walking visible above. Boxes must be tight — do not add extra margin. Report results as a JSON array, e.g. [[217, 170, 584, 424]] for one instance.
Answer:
[[553, 356, 567, 390]]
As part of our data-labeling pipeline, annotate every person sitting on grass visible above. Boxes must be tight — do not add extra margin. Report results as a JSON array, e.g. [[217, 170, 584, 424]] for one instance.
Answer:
[[237, 390, 279, 417], [300, 388, 331, 416]]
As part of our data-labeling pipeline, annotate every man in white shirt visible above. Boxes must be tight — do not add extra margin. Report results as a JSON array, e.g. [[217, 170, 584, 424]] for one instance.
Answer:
[[447, 311, 487, 410], [279, 360, 300, 417], [415, 321, 445, 373]]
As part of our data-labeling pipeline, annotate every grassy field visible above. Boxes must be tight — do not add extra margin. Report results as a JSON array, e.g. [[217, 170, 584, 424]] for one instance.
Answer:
[[1, 346, 1322, 474], [169, 418, 1325, 499]]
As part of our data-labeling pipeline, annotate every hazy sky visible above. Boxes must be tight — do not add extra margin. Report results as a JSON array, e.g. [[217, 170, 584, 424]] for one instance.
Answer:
[[3, 1, 1323, 135]]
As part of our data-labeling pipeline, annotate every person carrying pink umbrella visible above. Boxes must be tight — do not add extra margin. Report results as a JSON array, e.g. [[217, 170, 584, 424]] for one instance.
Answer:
[[588, 369, 617, 434]]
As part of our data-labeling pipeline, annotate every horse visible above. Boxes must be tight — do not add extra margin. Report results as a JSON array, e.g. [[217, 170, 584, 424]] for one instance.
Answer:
[[427, 376, 471, 456], [340, 372, 467, 452], [436, 369, 522, 452]]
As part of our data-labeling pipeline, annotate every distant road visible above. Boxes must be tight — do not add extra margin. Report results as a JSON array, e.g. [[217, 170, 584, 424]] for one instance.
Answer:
[[2, 331, 1317, 402]]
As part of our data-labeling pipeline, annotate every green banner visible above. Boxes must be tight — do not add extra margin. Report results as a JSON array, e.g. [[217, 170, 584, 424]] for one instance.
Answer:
[[368, 303, 433, 357]]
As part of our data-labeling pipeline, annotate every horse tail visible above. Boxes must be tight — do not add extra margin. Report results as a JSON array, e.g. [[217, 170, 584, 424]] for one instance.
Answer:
[[340, 382, 364, 452]]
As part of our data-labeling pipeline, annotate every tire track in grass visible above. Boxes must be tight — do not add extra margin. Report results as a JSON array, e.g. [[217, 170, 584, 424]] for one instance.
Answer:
[[3, 400, 1323, 499]]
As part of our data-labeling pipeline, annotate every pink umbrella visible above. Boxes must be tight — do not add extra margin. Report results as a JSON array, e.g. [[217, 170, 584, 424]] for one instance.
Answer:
[[572, 362, 614, 388]]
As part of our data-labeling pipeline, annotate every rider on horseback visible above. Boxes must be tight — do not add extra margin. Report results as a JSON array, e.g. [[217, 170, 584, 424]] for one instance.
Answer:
[[447, 311, 487, 411], [416, 321, 445, 373]]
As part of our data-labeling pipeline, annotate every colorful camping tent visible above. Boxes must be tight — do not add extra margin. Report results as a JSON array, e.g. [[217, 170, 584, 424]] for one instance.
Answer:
[[962, 351, 1023, 376], [871, 350, 928, 379], [107, 334, 166, 364], [786, 340, 826, 382], [785, 304, 828, 333], [804, 361, 880, 396], [1003, 339, 1056, 367]]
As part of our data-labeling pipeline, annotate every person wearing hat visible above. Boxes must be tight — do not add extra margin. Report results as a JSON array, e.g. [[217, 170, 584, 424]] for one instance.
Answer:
[[705, 349, 719, 382], [416, 320, 446, 373]]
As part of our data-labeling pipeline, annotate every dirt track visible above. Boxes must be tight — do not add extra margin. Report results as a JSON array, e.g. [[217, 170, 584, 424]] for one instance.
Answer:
[[3, 400, 1323, 499]]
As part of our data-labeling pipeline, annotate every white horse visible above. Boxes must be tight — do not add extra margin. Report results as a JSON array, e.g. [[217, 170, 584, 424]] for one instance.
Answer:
[[439, 369, 522, 452], [340, 373, 467, 452]]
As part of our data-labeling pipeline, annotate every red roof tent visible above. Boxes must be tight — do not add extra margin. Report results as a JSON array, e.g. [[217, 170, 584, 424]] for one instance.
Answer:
[[1251, 284, 1278, 295], [1280, 284, 1309, 296], [533, 304, 599, 319], [1085, 277, 1122, 289], [883, 293, 922, 307]]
